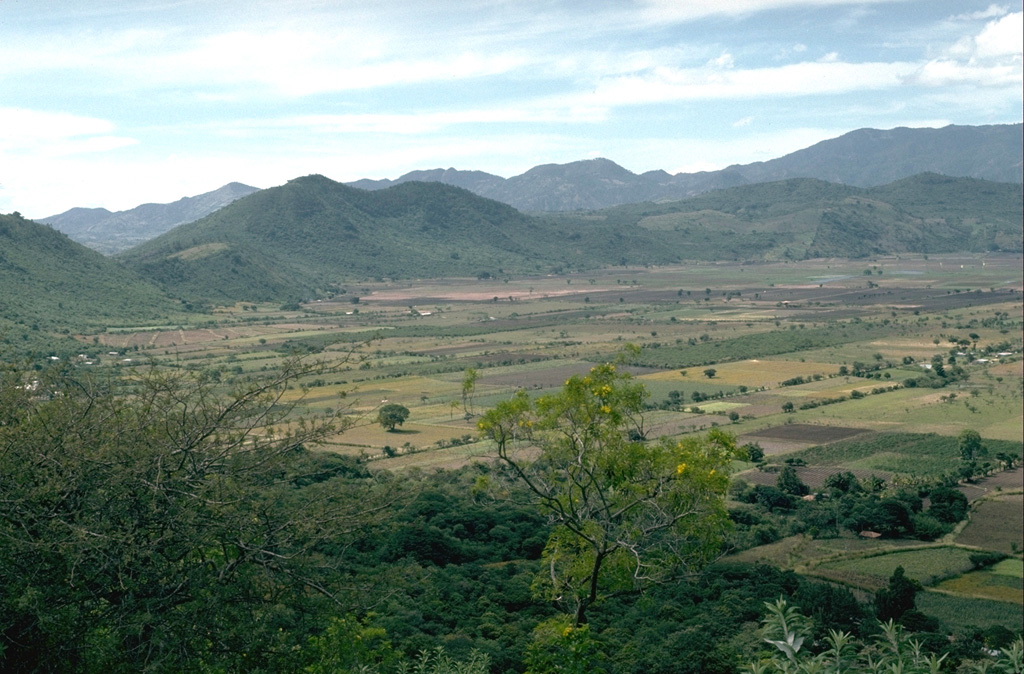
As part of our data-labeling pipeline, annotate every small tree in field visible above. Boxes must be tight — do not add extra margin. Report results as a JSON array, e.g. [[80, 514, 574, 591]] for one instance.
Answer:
[[377, 403, 410, 431], [958, 428, 984, 462], [704, 368, 717, 378]]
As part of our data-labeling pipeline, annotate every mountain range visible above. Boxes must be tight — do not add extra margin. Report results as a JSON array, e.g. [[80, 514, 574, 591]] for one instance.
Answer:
[[40, 124, 1022, 253], [349, 123, 1023, 211]]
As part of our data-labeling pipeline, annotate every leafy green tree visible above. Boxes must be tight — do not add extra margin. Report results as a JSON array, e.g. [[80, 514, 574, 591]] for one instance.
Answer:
[[823, 471, 861, 496], [461, 367, 479, 417], [744, 442, 766, 463], [875, 566, 920, 623], [777, 466, 810, 497], [524, 616, 607, 674], [958, 428, 985, 462], [378, 403, 411, 431], [478, 362, 738, 626], [0, 357, 393, 672], [926, 486, 968, 524]]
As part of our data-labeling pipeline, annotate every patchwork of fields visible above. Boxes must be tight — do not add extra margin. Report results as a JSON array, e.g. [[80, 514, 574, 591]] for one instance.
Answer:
[[82, 254, 1024, 630]]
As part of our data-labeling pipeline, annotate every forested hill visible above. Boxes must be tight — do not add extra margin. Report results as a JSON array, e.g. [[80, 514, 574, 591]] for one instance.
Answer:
[[551, 173, 1024, 261], [117, 173, 1022, 304], [118, 176, 582, 303], [0, 212, 175, 354]]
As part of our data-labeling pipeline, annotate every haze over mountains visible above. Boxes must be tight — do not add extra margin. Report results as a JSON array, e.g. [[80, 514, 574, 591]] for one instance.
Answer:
[[40, 123, 1023, 253], [349, 124, 1023, 211], [40, 182, 259, 254]]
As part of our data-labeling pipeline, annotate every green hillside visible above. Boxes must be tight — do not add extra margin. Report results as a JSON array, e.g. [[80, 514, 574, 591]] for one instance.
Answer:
[[0, 213, 176, 355], [119, 174, 1023, 304], [120, 176, 588, 302]]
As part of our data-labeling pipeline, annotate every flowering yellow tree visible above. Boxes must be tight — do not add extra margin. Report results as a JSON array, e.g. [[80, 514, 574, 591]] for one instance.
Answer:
[[478, 362, 737, 626]]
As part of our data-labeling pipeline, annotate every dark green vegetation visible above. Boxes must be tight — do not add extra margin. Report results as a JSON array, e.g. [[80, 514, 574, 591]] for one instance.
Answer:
[[115, 173, 1022, 304], [119, 176, 577, 302], [551, 174, 1023, 262], [748, 597, 1022, 673], [377, 402, 411, 431]]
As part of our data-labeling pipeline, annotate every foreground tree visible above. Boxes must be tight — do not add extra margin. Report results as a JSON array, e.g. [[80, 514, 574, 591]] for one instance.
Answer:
[[478, 362, 738, 626], [0, 357, 393, 672]]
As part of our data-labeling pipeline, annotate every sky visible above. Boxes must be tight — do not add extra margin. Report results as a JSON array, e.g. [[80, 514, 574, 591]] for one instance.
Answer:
[[1, 0, 1021, 219]]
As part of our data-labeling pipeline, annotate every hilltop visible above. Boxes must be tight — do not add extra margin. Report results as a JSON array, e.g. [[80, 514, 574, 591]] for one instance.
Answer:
[[39, 124, 1022, 256], [119, 176, 580, 303], [550, 173, 1023, 261]]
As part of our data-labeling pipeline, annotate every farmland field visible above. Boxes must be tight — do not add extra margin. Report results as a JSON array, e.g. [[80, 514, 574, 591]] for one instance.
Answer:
[[933, 558, 1023, 603], [956, 493, 1024, 553], [916, 591, 1024, 630], [80, 255, 1021, 474]]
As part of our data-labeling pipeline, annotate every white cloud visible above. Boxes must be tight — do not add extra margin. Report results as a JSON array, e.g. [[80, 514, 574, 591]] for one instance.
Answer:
[[949, 4, 1010, 21], [973, 11, 1024, 59], [0, 108, 136, 156], [590, 59, 914, 105], [733, 116, 755, 127], [636, 0, 909, 23], [707, 52, 735, 69], [909, 12, 1023, 87], [217, 102, 608, 138]]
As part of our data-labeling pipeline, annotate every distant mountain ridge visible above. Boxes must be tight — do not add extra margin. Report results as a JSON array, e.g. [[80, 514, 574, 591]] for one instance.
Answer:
[[41, 182, 260, 254], [349, 123, 1023, 211]]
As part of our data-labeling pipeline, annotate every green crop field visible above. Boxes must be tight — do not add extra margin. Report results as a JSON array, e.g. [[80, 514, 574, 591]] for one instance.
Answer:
[[916, 591, 1024, 630], [810, 547, 976, 590]]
